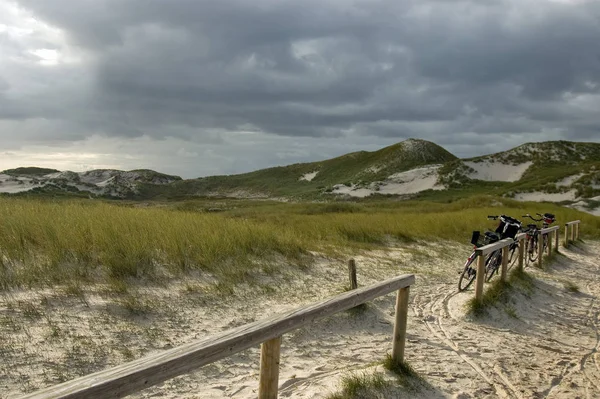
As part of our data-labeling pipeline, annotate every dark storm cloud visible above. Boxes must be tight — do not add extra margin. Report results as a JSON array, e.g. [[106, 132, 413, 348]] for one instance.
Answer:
[[4, 0, 600, 154]]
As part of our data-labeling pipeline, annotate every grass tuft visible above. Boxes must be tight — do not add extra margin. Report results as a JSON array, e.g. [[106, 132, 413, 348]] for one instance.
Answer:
[[563, 280, 580, 293], [467, 267, 535, 317], [505, 305, 518, 319], [325, 371, 390, 399], [466, 279, 512, 317], [382, 355, 419, 380]]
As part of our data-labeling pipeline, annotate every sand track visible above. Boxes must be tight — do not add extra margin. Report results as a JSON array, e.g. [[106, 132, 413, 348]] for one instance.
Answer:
[[1, 242, 600, 398]]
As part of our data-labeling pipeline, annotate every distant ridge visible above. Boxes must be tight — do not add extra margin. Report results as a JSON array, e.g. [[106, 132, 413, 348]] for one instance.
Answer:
[[2, 139, 600, 216], [0, 168, 181, 198]]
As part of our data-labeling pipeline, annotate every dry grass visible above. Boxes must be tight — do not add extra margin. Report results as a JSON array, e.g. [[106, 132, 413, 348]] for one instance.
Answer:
[[0, 196, 597, 290]]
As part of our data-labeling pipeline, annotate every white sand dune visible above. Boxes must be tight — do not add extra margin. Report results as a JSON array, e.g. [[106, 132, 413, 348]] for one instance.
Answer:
[[556, 174, 583, 187], [331, 165, 443, 197], [299, 171, 318, 182], [514, 190, 578, 202], [570, 200, 600, 216], [330, 184, 374, 197], [4, 240, 600, 398], [382, 165, 444, 194], [464, 161, 532, 182], [0, 174, 40, 193], [0, 170, 177, 196]]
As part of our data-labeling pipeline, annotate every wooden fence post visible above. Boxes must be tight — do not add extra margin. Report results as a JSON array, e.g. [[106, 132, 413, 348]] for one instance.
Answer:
[[258, 336, 282, 399], [501, 246, 508, 281], [537, 232, 544, 269], [474, 255, 486, 302], [554, 228, 559, 252], [518, 237, 524, 271], [547, 231, 553, 255], [570, 224, 575, 242], [564, 224, 569, 247], [392, 286, 410, 364], [575, 223, 580, 240], [348, 259, 357, 290]]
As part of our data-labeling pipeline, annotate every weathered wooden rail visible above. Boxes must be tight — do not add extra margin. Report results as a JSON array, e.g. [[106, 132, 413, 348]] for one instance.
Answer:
[[536, 225, 560, 268], [474, 236, 516, 302], [564, 220, 581, 246], [20, 274, 415, 399]]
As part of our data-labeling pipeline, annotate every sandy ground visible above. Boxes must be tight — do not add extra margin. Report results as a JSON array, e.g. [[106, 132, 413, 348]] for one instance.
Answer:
[[514, 190, 578, 202], [331, 165, 443, 197], [299, 172, 319, 182], [1, 240, 599, 398], [463, 161, 532, 182]]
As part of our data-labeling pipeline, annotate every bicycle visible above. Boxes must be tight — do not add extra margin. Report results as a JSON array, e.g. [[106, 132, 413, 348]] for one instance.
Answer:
[[458, 215, 522, 291], [521, 213, 556, 267]]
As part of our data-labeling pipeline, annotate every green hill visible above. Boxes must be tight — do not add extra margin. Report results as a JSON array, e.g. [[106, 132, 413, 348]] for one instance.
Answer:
[[5, 139, 600, 206], [1, 167, 60, 176], [430, 141, 600, 202], [137, 138, 458, 199]]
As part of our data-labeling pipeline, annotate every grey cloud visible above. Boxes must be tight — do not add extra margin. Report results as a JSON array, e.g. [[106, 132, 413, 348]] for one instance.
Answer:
[[1, 0, 600, 174]]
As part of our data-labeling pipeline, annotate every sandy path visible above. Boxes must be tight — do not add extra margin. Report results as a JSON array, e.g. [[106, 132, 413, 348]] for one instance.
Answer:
[[1, 241, 599, 398]]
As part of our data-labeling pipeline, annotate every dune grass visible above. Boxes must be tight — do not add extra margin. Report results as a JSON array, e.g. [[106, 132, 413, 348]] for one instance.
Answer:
[[325, 371, 390, 399], [466, 267, 535, 317], [0, 196, 598, 290]]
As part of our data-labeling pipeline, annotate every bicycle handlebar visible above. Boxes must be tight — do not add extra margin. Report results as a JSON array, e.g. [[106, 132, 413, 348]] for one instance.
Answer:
[[522, 214, 543, 222]]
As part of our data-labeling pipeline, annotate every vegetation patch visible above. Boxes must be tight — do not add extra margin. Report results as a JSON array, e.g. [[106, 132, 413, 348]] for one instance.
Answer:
[[466, 268, 534, 317], [1, 167, 60, 176], [0, 196, 597, 291], [382, 355, 424, 387], [326, 371, 391, 399], [562, 280, 580, 293]]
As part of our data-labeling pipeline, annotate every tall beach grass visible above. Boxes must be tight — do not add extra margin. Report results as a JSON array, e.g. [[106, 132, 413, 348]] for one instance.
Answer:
[[0, 196, 598, 289]]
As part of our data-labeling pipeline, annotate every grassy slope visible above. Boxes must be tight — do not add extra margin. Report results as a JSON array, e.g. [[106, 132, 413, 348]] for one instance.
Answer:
[[137, 139, 457, 199], [435, 141, 600, 199], [4, 140, 600, 201]]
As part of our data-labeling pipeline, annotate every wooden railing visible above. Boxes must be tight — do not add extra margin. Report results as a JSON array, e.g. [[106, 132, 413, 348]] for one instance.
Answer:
[[564, 220, 581, 246], [535, 225, 560, 268], [473, 236, 516, 302], [473, 224, 561, 303], [20, 274, 415, 399]]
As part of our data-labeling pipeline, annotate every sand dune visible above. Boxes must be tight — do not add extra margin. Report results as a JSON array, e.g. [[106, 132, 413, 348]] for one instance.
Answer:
[[463, 161, 532, 182], [2, 241, 600, 398]]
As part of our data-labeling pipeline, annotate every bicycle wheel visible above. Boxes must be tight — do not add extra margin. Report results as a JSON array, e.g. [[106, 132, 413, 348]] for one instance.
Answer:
[[458, 253, 478, 292], [528, 236, 539, 262], [485, 251, 501, 282]]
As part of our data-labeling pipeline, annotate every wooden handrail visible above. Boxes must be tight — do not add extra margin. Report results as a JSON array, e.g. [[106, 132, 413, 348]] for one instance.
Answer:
[[475, 237, 515, 256], [20, 274, 415, 399], [540, 225, 560, 234], [473, 225, 561, 302], [564, 220, 581, 245]]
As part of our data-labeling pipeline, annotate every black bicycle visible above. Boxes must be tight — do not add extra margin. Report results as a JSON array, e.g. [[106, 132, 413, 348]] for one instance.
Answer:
[[458, 215, 522, 291], [521, 213, 556, 267]]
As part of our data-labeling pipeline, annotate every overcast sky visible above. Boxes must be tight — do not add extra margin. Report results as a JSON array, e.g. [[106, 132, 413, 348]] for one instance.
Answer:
[[1, 0, 599, 178]]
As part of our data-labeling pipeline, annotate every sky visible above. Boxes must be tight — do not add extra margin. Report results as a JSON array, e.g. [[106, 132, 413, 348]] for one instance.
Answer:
[[0, 0, 599, 178]]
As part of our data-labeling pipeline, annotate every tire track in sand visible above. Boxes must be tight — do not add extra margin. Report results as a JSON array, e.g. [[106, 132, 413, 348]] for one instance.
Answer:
[[412, 284, 521, 398]]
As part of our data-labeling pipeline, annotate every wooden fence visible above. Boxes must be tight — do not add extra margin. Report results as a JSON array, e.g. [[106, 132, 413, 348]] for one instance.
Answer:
[[473, 224, 563, 303], [20, 274, 415, 399], [564, 220, 581, 246]]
